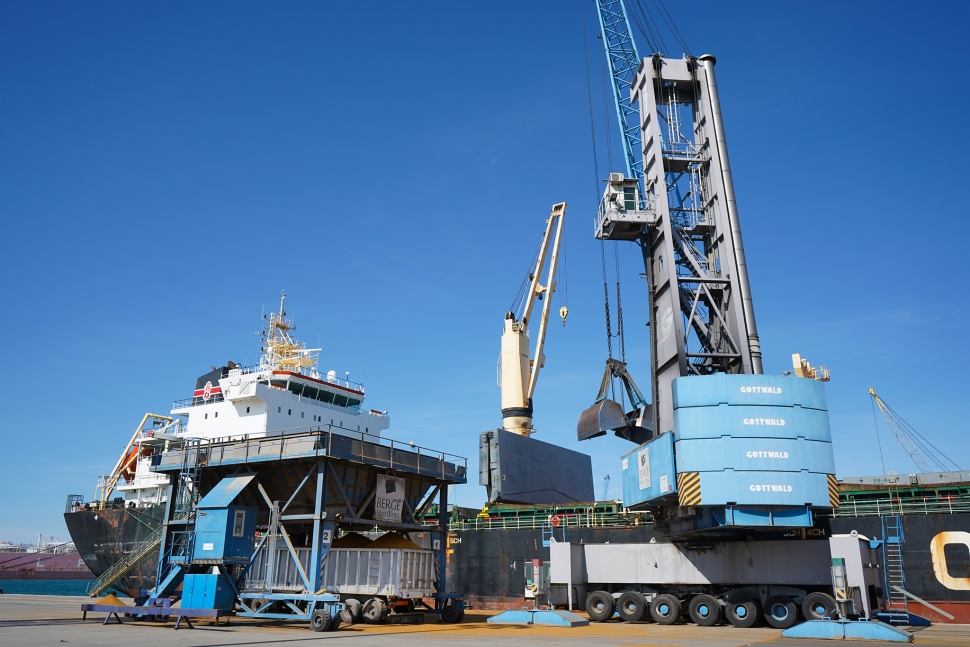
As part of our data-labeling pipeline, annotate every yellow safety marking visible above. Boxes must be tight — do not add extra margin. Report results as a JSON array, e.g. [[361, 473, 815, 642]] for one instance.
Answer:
[[677, 472, 701, 506], [827, 474, 840, 508]]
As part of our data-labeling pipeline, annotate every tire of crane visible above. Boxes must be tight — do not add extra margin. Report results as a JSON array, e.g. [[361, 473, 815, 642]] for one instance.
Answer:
[[688, 594, 722, 627], [440, 603, 460, 624], [309, 609, 331, 632], [362, 598, 387, 624], [617, 591, 648, 622], [327, 614, 342, 632], [802, 592, 838, 621], [764, 596, 798, 629], [340, 598, 363, 625], [650, 594, 681, 625], [585, 591, 615, 622], [725, 599, 759, 628]]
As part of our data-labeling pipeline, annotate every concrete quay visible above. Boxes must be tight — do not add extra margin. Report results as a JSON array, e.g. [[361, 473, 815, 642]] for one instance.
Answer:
[[1, 595, 969, 647]]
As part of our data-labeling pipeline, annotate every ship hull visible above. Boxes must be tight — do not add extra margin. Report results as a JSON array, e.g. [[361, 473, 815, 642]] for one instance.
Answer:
[[63, 505, 165, 597], [64, 504, 969, 622], [448, 514, 970, 623], [0, 551, 93, 580]]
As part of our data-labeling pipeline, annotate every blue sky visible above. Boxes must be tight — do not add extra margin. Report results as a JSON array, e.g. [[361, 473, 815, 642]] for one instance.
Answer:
[[2, 1, 968, 544]]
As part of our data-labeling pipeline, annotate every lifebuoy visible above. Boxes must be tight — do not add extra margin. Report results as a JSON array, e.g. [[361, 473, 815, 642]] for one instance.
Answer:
[[550, 514, 562, 528]]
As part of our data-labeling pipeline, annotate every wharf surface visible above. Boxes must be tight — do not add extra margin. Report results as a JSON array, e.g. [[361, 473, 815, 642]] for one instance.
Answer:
[[2, 594, 968, 646]]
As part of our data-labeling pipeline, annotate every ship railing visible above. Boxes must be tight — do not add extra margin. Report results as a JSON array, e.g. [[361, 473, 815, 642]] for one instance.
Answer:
[[155, 426, 468, 482], [829, 495, 970, 517], [439, 510, 654, 532]]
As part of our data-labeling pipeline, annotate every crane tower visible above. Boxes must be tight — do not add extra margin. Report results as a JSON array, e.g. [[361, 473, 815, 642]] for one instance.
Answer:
[[592, 54, 762, 440]]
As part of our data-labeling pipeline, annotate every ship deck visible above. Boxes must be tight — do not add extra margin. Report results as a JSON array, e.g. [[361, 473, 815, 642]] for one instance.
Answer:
[[153, 427, 467, 484], [2, 594, 968, 647]]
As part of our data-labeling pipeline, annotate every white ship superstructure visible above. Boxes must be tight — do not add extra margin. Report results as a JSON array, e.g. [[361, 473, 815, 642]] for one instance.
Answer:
[[90, 292, 389, 509]]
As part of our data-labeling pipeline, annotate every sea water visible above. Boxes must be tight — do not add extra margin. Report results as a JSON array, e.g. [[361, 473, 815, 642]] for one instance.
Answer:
[[0, 579, 91, 596]]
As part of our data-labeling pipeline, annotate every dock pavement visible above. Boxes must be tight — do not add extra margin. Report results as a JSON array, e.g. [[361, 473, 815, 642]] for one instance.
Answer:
[[1, 594, 968, 647]]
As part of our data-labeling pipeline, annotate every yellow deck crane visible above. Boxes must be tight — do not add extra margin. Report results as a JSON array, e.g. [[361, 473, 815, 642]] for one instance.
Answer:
[[498, 202, 567, 437]]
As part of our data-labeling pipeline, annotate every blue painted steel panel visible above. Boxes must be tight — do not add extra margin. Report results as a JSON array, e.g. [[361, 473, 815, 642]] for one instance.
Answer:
[[693, 470, 832, 507], [673, 404, 832, 442], [193, 505, 256, 563], [672, 374, 828, 411], [620, 433, 677, 507], [197, 473, 256, 508], [183, 574, 235, 610], [675, 437, 836, 474], [712, 505, 814, 527]]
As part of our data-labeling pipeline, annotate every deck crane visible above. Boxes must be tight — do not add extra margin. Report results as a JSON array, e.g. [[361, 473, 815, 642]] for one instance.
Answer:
[[579, 0, 763, 442], [479, 203, 594, 505], [499, 203, 567, 437], [868, 387, 962, 474]]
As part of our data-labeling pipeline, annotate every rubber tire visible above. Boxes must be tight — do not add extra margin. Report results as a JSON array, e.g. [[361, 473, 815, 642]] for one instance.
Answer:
[[440, 604, 459, 624], [250, 598, 269, 613], [617, 591, 647, 622], [362, 598, 386, 624], [725, 600, 758, 628], [688, 594, 721, 627], [764, 596, 798, 629], [310, 609, 330, 632], [585, 591, 615, 622], [802, 592, 837, 621], [326, 615, 342, 632], [650, 593, 681, 625], [340, 598, 362, 625]]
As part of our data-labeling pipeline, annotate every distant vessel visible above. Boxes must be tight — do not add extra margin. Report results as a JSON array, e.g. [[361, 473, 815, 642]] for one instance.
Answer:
[[0, 536, 93, 580], [64, 293, 390, 596]]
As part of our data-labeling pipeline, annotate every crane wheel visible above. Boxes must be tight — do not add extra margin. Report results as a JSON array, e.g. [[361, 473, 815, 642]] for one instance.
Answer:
[[688, 594, 721, 626], [617, 591, 647, 622], [585, 591, 615, 622], [765, 596, 798, 629], [650, 594, 681, 625], [802, 592, 837, 621], [725, 600, 758, 628]]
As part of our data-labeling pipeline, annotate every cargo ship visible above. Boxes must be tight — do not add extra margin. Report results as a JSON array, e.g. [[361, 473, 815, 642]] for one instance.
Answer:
[[447, 474, 970, 623], [0, 538, 93, 580], [64, 293, 391, 596], [62, 296, 970, 623]]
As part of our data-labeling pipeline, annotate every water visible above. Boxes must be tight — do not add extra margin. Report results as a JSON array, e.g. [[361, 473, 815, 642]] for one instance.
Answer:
[[0, 579, 92, 596]]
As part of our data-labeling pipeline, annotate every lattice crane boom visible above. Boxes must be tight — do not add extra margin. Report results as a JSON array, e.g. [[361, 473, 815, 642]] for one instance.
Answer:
[[868, 386, 932, 474]]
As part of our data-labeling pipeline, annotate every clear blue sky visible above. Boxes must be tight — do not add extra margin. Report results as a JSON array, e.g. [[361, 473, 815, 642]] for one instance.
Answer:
[[2, 1, 968, 545]]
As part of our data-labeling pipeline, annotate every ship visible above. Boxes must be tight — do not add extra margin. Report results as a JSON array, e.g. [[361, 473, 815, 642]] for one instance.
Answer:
[[64, 293, 391, 596], [0, 537, 93, 580], [63, 296, 970, 623], [447, 473, 970, 624]]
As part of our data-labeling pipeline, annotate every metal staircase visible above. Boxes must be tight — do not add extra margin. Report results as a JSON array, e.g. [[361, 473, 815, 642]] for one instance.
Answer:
[[881, 515, 910, 625], [88, 527, 163, 597], [149, 439, 205, 599]]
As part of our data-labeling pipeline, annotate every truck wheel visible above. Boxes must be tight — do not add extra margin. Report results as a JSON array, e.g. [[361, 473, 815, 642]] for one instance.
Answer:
[[650, 594, 681, 625], [688, 594, 721, 626], [617, 591, 647, 622], [802, 592, 837, 621], [585, 591, 615, 622], [440, 604, 460, 624], [327, 615, 342, 632], [764, 596, 797, 629], [362, 598, 387, 624], [725, 600, 758, 628], [340, 598, 362, 624], [309, 609, 331, 632]]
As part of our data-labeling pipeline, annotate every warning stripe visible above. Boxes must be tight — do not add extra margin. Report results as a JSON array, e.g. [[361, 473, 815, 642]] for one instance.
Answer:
[[677, 472, 701, 506], [827, 474, 840, 508]]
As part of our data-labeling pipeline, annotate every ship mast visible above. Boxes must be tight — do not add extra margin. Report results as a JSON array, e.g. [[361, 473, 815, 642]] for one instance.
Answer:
[[260, 291, 319, 373]]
